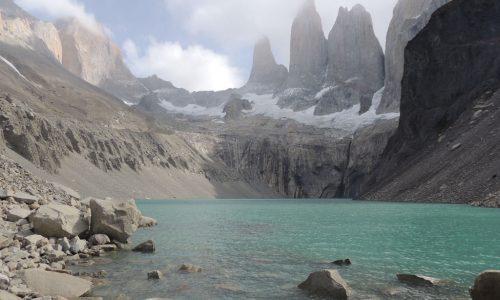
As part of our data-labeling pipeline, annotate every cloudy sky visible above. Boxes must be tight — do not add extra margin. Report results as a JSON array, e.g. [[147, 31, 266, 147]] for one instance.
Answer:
[[15, 0, 398, 91]]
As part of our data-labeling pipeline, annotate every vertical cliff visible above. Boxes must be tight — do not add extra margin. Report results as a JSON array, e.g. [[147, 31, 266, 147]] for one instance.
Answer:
[[377, 0, 450, 114], [365, 0, 500, 206]]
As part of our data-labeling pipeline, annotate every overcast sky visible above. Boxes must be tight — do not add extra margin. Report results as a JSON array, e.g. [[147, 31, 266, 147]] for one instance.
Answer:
[[16, 0, 398, 91]]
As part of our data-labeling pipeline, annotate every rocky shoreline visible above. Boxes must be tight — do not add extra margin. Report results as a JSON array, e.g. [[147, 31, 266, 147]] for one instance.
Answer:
[[0, 154, 157, 299]]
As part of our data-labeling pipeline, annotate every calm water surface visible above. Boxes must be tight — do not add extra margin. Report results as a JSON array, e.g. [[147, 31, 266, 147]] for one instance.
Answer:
[[79, 199, 500, 299]]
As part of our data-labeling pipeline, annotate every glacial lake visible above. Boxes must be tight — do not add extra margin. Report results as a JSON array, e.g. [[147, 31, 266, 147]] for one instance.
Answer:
[[80, 199, 500, 299]]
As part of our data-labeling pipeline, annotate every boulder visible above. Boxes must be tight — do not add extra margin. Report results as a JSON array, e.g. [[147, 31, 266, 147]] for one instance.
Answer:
[[88, 234, 111, 246], [470, 270, 500, 300], [9, 191, 39, 205], [132, 240, 155, 253], [6, 208, 31, 222], [0, 273, 9, 289], [397, 274, 445, 286], [179, 264, 202, 273], [139, 216, 158, 228], [0, 233, 13, 250], [58, 237, 71, 252], [69, 236, 88, 254], [23, 234, 49, 248], [89, 199, 142, 243], [31, 204, 88, 238], [0, 290, 21, 300], [0, 188, 7, 199], [24, 269, 92, 298], [147, 270, 162, 280], [298, 269, 351, 299]]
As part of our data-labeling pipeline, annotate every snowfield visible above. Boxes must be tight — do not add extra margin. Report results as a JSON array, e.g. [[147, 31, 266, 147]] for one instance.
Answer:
[[157, 88, 399, 132]]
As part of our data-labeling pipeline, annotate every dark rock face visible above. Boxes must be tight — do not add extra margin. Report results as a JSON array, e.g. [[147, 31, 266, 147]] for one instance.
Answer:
[[364, 0, 500, 205], [286, 0, 327, 90], [377, 0, 450, 114], [327, 5, 384, 93], [243, 37, 287, 94], [215, 133, 350, 198]]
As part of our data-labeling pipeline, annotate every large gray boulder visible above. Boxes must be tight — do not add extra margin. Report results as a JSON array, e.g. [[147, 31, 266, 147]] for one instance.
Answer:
[[327, 4, 384, 94], [24, 269, 92, 298], [298, 269, 351, 299], [6, 207, 31, 222], [286, 0, 327, 90], [31, 203, 88, 238], [243, 37, 288, 94], [89, 198, 142, 243], [377, 0, 450, 113], [470, 270, 500, 300]]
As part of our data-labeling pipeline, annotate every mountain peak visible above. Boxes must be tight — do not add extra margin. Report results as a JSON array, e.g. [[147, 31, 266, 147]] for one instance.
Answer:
[[244, 36, 287, 94]]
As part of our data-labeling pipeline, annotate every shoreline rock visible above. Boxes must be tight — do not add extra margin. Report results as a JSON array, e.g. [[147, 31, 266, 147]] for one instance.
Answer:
[[298, 269, 351, 299], [470, 270, 500, 300], [397, 274, 446, 287]]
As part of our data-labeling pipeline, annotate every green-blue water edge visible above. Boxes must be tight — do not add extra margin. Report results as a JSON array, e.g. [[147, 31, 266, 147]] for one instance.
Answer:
[[78, 199, 500, 299]]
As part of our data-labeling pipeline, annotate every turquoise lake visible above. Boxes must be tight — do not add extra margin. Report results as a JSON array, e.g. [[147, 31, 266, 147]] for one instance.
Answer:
[[81, 199, 500, 299]]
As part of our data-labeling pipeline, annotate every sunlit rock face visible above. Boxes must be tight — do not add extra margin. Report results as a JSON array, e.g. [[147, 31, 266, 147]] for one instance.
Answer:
[[243, 37, 288, 94], [327, 4, 384, 93], [57, 19, 148, 104], [377, 0, 451, 114], [0, 0, 62, 62], [286, 0, 327, 90]]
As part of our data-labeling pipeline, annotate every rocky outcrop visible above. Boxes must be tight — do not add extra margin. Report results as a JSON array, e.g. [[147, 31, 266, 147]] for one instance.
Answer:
[[298, 269, 351, 299], [132, 240, 155, 253], [89, 198, 142, 243], [223, 95, 253, 121], [364, 0, 500, 205], [327, 5, 384, 93], [57, 19, 147, 104], [377, 0, 450, 114], [286, 0, 327, 90], [243, 37, 287, 94], [470, 270, 500, 300]]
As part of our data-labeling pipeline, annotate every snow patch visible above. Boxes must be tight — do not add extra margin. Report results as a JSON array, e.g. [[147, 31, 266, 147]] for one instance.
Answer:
[[156, 87, 399, 133], [159, 100, 225, 117], [0, 55, 29, 81]]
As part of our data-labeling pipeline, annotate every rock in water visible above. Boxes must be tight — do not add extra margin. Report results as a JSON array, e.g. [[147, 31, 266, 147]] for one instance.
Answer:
[[286, 0, 327, 89], [31, 203, 88, 238], [377, 0, 450, 113], [23, 269, 92, 298], [397, 274, 445, 286], [132, 240, 155, 253], [89, 198, 142, 243], [327, 4, 384, 93], [298, 269, 351, 299], [139, 216, 158, 228], [243, 36, 288, 94], [332, 259, 352, 266], [147, 270, 162, 280], [470, 270, 500, 300], [179, 264, 202, 273]]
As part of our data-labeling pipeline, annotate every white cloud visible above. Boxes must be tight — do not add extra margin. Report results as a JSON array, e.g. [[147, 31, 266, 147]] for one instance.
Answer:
[[164, 0, 397, 66], [15, 0, 102, 33], [123, 39, 244, 92]]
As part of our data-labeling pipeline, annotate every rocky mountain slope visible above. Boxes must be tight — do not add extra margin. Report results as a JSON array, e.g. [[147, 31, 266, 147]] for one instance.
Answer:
[[364, 0, 500, 207], [377, 0, 450, 114]]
